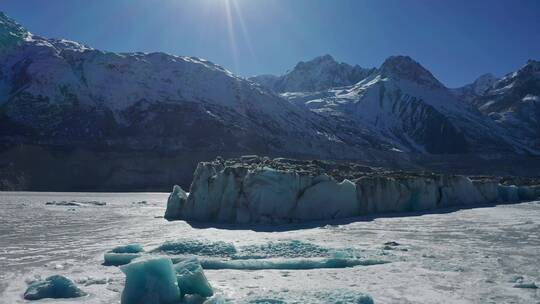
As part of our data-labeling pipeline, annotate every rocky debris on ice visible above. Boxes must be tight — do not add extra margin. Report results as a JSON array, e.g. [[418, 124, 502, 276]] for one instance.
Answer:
[[46, 200, 106, 206], [23, 275, 87, 300], [165, 157, 540, 223]]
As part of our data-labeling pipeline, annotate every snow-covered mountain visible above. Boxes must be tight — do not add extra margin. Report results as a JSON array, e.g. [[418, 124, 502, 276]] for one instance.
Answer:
[[283, 56, 536, 155], [452, 73, 499, 103], [462, 60, 540, 151], [249, 54, 375, 93], [0, 12, 365, 159], [0, 11, 539, 190]]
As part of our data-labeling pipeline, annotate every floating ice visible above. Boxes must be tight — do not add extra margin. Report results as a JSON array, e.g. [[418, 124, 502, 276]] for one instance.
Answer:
[[112, 244, 145, 254], [120, 257, 181, 304], [513, 282, 538, 289], [174, 258, 214, 297], [104, 253, 141, 266], [154, 239, 237, 257], [199, 257, 388, 270], [203, 295, 229, 304], [23, 275, 87, 300]]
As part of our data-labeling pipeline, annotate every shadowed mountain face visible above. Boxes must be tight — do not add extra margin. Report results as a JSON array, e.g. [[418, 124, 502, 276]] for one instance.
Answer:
[[0, 12, 539, 191]]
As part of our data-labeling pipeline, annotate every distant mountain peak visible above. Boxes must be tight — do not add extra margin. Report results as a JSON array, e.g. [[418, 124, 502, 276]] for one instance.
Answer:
[[0, 11, 30, 48], [250, 54, 375, 93], [380, 55, 444, 88]]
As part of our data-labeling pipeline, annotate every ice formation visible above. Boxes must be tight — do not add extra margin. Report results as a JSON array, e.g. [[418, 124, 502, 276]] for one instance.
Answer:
[[165, 157, 540, 223], [164, 185, 188, 220], [112, 244, 145, 254], [104, 244, 144, 266], [120, 257, 181, 304], [153, 239, 237, 257], [23, 275, 87, 300], [174, 258, 214, 297], [104, 253, 142, 266], [199, 257, 388, 270]]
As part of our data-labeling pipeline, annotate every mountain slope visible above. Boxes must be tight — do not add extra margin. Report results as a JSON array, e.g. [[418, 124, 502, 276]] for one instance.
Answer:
[[466, 60, 540, 151], [0, 13, 361, 159]]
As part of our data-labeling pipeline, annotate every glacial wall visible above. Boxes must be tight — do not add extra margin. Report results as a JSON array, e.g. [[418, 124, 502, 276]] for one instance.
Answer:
[[165, 157, 540, 224]]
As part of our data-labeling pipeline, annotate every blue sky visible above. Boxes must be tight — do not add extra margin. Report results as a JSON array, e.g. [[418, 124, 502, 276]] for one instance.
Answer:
[[1, 0, 539, 87]]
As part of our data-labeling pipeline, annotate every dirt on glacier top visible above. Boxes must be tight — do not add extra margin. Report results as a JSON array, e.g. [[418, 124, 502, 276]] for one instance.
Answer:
[[207, 155, 540, 186]]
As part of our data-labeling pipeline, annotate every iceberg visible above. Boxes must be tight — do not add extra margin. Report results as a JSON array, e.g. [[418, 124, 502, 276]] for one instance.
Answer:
[[120, 257, 181, 304], [174, 258, 214, 297], [24, 275, 86, 300], [164, 157, 540, 224]]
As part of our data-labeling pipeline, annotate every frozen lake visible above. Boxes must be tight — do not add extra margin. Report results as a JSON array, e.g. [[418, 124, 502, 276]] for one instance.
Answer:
[[0, 191, 539, 303]]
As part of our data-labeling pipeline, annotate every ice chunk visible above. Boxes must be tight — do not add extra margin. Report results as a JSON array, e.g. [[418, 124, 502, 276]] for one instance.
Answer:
[[199, 257, 388, 270], [154, 239, 237, 257], [174, 258, 213, 297], [112, 244, 145, 254], [165, 185, 188, 220], [104, 253, 141, 266], [513, 282, 538, 289], [120, 257, 181, 304], [24, 275, 86, 300]]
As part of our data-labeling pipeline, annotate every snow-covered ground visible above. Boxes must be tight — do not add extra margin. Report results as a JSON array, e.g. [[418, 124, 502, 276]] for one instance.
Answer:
[[1, 192, 539, 303]]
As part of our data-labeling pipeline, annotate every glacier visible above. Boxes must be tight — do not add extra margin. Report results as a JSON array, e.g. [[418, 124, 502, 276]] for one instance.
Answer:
[[165, 157, 540, 223]]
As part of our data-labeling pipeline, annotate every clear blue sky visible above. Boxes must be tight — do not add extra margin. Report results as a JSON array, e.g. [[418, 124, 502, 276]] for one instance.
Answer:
[[1, 0, 539, 87]]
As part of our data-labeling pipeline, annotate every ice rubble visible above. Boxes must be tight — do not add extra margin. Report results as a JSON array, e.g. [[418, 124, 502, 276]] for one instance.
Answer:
[[24, 275, 87, 300], [165, 157, 540, 223], [120, 256, 214, 304]]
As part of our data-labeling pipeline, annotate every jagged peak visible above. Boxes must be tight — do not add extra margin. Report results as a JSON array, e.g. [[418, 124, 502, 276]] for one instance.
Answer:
[[380, 55, 444, 88]]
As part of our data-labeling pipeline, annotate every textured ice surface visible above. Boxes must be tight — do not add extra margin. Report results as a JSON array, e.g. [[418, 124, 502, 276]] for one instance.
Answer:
[[23, 275, 86, 300], [174, 258, 214, 297], [120, 257, 180, 304], [199, 257, 388, 270], [104, 253, 142, 266], [2, 192, 540, 303], [234, 240, 330, 259], [154, 239, 237, 257], [111, 244, 145, 254]]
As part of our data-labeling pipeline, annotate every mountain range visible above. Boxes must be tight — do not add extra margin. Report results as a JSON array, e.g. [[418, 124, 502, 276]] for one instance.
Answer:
[[0, 12, 539, 191]]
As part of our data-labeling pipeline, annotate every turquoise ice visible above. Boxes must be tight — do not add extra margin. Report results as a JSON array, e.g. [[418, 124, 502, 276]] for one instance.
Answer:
[[154, 239, 237, 257], [174, 258, 214, 297], [24, 275, 86, 300], [120, 257, 181, 304]]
